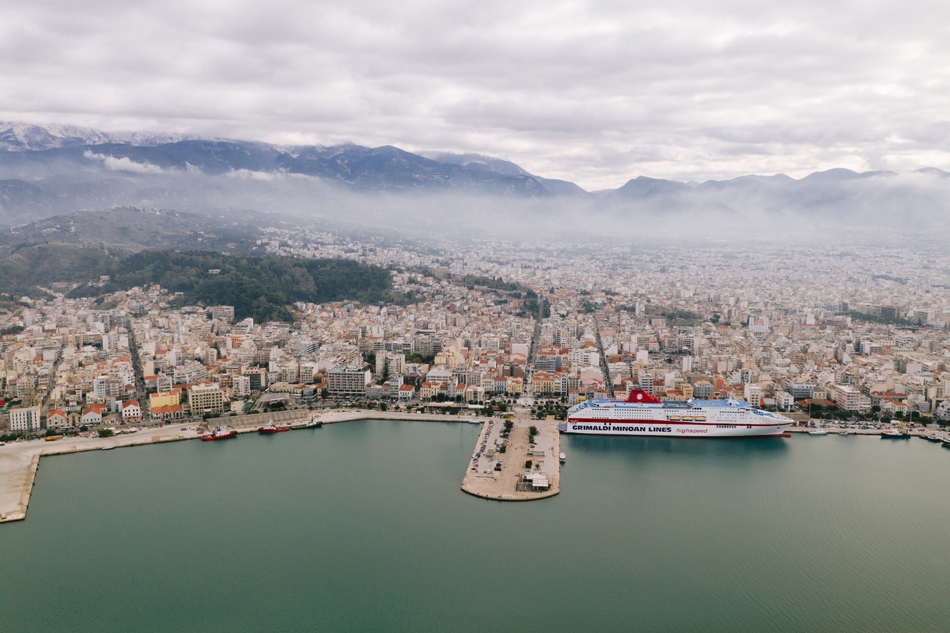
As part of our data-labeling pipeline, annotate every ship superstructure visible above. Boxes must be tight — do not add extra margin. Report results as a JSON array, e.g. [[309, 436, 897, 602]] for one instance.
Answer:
[[564, 390, 791, 438]]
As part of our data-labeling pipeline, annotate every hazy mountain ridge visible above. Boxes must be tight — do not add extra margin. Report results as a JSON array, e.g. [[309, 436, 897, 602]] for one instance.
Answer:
[[597, 167, 950, 229], [3, 123, 950, 234], [0, 122, 203, 152], [0, 138, 559, 198]]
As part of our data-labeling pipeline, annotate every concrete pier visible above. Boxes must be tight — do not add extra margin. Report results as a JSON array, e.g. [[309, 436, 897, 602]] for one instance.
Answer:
[[460, 418, 560, 501]]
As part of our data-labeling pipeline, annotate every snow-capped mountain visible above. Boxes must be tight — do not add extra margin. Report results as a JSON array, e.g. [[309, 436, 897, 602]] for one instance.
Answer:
[[0, 122, 203, 151]]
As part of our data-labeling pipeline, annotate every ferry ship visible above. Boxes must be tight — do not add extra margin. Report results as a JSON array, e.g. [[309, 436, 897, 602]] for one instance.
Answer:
[[564, 390, 791, 438]]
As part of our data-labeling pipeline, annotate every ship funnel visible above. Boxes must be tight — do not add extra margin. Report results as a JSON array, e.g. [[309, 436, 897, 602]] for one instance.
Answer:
[[625, 390, 662, 403]]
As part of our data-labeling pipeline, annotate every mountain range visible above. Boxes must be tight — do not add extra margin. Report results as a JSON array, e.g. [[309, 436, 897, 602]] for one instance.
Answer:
[[2, 121, 950, 232]]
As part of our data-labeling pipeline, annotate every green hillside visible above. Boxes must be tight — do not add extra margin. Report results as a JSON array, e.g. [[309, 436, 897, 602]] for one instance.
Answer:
[[1, 245, 399, 322], [95, 251, 395, 322], [0, 243, 121, 297]]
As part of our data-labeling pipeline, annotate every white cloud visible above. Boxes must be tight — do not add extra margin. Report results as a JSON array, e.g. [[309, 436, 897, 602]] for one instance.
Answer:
[[226, 168, 281, 181], [3, 1, 950, 188], [83, 150, 165, 174]]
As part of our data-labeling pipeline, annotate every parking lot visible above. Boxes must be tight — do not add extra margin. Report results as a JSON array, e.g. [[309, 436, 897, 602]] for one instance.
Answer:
[[469, 419, 506, 475]]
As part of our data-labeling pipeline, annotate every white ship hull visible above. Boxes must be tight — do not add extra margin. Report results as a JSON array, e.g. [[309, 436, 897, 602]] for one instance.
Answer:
[[565, 391, 792, 438], [564, 419, 789, 438]]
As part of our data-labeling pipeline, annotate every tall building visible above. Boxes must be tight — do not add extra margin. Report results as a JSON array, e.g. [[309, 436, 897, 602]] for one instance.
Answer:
[[232, 375, 251, 398], [211, 306, 235, 321], [10, 407, 41, 433], [835, 385, 862, 411], [189, 384, 224, 415], [242, 367, 268, 391], [328, 367, 371, 396]]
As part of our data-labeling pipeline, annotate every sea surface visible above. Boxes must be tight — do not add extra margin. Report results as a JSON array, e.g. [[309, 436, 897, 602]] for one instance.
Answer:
[[2, 420, 949, 633]]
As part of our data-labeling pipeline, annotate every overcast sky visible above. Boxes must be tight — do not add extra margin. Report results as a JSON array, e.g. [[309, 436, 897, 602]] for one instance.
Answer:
[[2, 0, 950, 189]]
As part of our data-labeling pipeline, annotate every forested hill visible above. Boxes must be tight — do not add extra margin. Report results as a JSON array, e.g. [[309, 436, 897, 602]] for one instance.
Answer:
[[80, 251, 395, 322], [1, 246, 402, 322]]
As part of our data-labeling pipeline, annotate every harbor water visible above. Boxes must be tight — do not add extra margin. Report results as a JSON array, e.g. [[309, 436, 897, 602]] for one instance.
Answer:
[[2, 419, 949, 632]]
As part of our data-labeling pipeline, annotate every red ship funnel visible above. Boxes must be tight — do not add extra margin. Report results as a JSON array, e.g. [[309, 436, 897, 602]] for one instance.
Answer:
[[625, 390, 662, 403]]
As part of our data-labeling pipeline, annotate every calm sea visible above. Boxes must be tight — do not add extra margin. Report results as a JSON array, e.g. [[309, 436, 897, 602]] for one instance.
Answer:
[[2, 420, 949, 633]]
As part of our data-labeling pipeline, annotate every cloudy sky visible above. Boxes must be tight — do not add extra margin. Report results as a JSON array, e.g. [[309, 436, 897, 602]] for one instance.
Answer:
[[2, 0, 950, 189]]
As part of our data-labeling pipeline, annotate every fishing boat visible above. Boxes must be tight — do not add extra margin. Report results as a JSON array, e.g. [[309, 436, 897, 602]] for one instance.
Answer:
[[881, 429, 910, 439], [258, 421, 289, 434], [200, 425, 237, 441]]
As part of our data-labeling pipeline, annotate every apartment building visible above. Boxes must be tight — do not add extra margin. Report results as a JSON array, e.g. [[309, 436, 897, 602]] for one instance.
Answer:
[[328, 367, 371, 396], [189, 383, 225, 415], [10, 407, 41, 433]]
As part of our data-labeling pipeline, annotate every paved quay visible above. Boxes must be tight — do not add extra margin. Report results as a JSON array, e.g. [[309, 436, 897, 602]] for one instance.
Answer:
[[788, 426, 950, 438], [0, 424, 202, 523], [0, 409, 553, 523], [461, 418, 560, 502]]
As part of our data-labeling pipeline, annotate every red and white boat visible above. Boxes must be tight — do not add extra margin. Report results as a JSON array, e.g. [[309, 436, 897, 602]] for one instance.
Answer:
[[564, 390, 791, 438], [258, 420, 290, 434], [201, 425, 237, 441]]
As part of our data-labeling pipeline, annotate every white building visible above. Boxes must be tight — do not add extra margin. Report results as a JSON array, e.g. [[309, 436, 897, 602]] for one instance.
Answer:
[[121, 400, 142, 422], [744, 384, 763, 407], [9, 406, 41, 433], [233, 375, 251, 398], [328, 367, 371, 396], [835, 385, 862, 411]]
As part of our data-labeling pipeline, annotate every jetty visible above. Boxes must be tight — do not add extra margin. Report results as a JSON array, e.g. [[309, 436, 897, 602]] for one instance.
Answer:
[[460, 418, 560, 501]]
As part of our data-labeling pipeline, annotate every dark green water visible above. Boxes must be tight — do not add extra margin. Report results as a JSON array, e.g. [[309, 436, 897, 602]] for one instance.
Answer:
[[2, 421, 950, 633]]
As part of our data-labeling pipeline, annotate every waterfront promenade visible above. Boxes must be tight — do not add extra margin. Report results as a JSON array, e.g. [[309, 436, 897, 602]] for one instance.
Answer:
[[0, 409, 559, 523]]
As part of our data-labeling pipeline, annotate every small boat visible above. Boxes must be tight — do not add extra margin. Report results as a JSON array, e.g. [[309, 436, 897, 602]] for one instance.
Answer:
[[840, 431, 850, 436], [258, 421, 289, 434], [808, 429, 828, 435], [559, 452, 566, 463], [201, 425, 237, 441], [881, 429, 910, 439], [100, 446, 114, 450]]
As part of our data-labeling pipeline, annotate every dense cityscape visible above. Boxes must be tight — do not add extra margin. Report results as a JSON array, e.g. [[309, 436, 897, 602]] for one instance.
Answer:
[[4, 227, 950, 440]]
